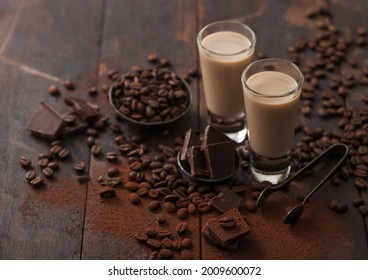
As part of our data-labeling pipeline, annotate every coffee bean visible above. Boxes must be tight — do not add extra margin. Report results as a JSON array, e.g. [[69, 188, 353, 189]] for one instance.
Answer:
[[181, 238, 192, 249], [134, 233, 148, 244], [159, 248, 173, 259], [87, 86, 98, 96], [125, 182, 139, 192], [47, 162, 59, 170], [58, 148, 69, 159], [328, 199, 339, 211], [336, 202, 348, 214], [48, 85, 60, 96], [91, 144, 101, 156], [148, 200, 161, 212], [38, 158, 49, 168], [146, 239, 161, 250], [19, 156, 32, 167], [38, 152, 51, 159], [161, 238, 173, 249], [353, 197, 364, 207], [198, 202, 210, 213], [359, 205, 368, 216], [50, 145, 62, 155], [25, 171, 36, 181], [42, 167, 54, 177], [130, 161, 143, 171], [63, 113, 77, 124], [191, 196, 203, 206], [244, 199, 257, 212], [137, 187, 148, 197], [74, 161, 86, 172], [100, 187, 115, 199], [163, 202, 177, 213], [106, 152, 118, 162], [219, 216, 236, 228], [128, 193, 141, 204], [187, 203, 197, 214], [149, 251, 159, 260], [177, 207, 188, 219], [30, 176, 44, 187], [145, 227, 157, 238], [181, 249, 193, 260], [63, 79, 75, 90], [148, 189, 160, 199], [147, 53, 159, 63], [157, 230, 172, 238], [175, 222, 188, 235], [107, 167, 119, 177], [354, 177, 367, 189]]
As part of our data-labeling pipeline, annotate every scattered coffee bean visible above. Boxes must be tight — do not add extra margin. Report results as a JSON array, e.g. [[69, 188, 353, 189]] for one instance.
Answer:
[[74, 161, 86, 172], [137, 187, 148, 197], [187, 203, 197, 215], [38, 158, 49, 168], [148, 200, 161, 212], [63, 79, 75, 90], [30, 176, 44, 187], [145, 227, 157, 238], [107, 167, 119, 177], [161, 238, 173, 249], [198, 202, 210, 213], [175, 222, 188, 235], [19, 156, 32, 167], [155, 214, 166, 225], [244, 199, 257, 212], [328, 199, 339, 211], [58, 148, 69, 159], [158, 248, 173, 259], [181, 238, 192, 249], [163, 202, 177, 213], [47, 162, 59, 170], [147, 53, 159, 63], [336, 202, 348, 214], [219, 216, 236, 228], [48, 85, 60, 96], [42, 167, 54, 177], [353, 197, 364, 207], [91, 144, 101, 156], [128, 193, 141, 204], [106, 152, 118, 162], [134, 233, 148, 244], [157, 230, 172, 238], [87, 86, 98, 96], [50, 145, 62, 155], [354, 177, 367, 189], [146, 239, 161, 250], [25, 171, 36, 181], [125, 181, 139, 192], [177, 207, 188, 219]]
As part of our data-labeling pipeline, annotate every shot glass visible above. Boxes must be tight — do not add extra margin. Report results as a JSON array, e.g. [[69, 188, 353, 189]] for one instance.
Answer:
[[197, 21, 256, 143], [241, 58, 303, 184]]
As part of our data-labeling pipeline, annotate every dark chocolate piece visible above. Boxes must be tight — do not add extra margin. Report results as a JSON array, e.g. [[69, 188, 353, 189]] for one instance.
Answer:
[[202, 224, 239, 251], [61, 113, 88, 137], [27, 102, 65, 140], [181, 128, 201, 161], [188, 146, 208, 178], [64, 97, 100, 122], [201, 125, 233, 149], [203, 141, 236, 179], [210, 187, 241, 213], [206, 208, 251, 245]]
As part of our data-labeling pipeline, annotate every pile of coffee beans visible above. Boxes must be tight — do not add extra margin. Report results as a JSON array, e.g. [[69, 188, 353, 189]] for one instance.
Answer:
[[110, 68, 191, 124]]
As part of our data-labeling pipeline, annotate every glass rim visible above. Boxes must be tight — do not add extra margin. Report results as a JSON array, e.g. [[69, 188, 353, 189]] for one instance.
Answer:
[[241, 58, 304, 98], [197, 21, 256, 57]]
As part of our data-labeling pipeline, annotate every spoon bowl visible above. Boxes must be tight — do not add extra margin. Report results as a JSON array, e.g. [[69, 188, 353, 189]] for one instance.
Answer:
[[283, 205, 304, 224]]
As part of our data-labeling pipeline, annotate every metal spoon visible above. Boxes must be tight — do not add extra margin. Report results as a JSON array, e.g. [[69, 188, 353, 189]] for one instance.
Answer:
[[256, 143, 349, 223]]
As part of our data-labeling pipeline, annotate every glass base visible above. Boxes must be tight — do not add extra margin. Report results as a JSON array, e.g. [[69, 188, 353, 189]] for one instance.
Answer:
[[207, 111, 247, 143], [250, 149, 291, 184]]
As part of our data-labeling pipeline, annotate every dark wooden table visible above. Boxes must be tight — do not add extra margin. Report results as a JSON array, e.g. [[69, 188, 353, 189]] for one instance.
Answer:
[[1, 0, 367, 260]]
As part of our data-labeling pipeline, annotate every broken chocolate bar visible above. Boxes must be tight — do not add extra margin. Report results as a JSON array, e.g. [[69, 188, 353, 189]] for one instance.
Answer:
[[27, 101, 65, 140], [210, 187, 241, 213], [205, 208, 251, 246], [188, 146, 208, 178], [201, 125, 233, 150], [61, 113, 88, 137], [180, 128, 201, 161], [203, 141, 236, 179], [64, 97, 100, 122], [202, 224, 239, 251]]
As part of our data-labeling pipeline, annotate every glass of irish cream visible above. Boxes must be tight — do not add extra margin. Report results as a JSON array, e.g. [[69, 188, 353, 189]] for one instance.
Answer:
[[197, 21, 256, 143], [241, 58, 303, 184]]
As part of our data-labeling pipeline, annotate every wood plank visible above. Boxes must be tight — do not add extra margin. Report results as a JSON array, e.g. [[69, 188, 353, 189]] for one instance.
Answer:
[[0, 0, 104, 259], [82, 0, 200, 259], [199, 0, 368, 259]]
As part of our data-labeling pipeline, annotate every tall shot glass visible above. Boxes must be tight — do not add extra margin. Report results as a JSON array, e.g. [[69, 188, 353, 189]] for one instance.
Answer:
[[197, 21, 256, 143], [241, 58, 303, 184]]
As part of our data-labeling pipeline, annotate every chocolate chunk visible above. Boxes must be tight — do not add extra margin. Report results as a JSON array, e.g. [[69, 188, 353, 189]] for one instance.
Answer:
[[188, 146, 208, 178], [181, 128, 201, 161], [219, 216, 236, 228], [210, 187, 241, 213], [64, 97, 100, 122], [201, 125, 233, 149], [100, 187, 115, 199], [205, 208, 251, 246], [61, 114, 88, 137], [203, 141, 236, 179], [27, 102, 65, 140], [202, 224, 239, 252]]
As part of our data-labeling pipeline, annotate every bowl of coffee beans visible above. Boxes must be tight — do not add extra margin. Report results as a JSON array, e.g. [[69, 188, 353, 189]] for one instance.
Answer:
[[109, 68, 192, 126]]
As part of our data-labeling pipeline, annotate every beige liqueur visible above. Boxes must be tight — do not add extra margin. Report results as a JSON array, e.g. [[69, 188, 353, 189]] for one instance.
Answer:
[[199, 31, 253, 117], [244, 71, 301, 158]]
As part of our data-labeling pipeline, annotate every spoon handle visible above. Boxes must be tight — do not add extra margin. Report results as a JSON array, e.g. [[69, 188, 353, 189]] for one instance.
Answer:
[[256, 143, 349, 208]]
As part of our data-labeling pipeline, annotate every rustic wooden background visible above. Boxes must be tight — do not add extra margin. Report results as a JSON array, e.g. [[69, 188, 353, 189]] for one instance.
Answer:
[[0, 0, 367, 259]]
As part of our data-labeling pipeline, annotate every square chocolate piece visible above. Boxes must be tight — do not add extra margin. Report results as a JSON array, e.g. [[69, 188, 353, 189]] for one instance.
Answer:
[[27, 102, 65, 140], [189, 146, 208, 178], [210, 187, 241, 213], [201, 125, 233, 150], [202, 224, 240, 251], [203, 141, 236, 179], [61, 113, 88, 137], [180, 128, 201, 161], [206, 208, 251, 246]]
